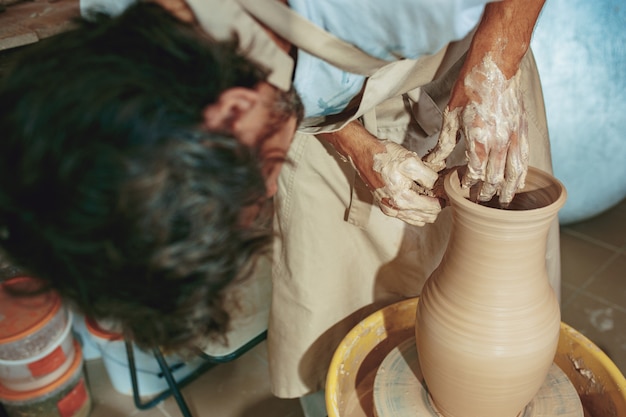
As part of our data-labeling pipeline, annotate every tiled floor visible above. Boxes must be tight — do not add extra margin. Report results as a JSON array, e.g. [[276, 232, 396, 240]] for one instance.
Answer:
[[559, 197, 626, 374], [1, 200, 624, 417]]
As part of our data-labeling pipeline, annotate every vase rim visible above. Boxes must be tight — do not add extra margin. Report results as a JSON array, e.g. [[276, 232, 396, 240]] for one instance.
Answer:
[[444, 167, 567, 219]]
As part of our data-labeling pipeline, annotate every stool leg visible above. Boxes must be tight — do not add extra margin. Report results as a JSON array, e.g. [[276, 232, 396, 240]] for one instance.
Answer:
[[152, 347, 195, 417], [125, 341, 195, 416], [122, 330, 267, 416]]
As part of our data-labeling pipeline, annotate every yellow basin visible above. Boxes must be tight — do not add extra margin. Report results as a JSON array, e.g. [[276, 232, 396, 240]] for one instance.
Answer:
[[326, 297, 626, 417]]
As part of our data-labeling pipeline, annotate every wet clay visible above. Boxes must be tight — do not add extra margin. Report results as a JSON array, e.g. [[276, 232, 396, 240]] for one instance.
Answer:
[[460, 54, 528, 201], [425, 54, 529, 205], [415, 168, 568, 417], [371, 140, 440, 226]]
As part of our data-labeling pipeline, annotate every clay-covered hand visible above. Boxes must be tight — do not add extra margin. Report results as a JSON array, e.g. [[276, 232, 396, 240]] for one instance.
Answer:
[[320, 122, 442, 226], [372, 140, 442, 226], [424, 55, 529, 205]]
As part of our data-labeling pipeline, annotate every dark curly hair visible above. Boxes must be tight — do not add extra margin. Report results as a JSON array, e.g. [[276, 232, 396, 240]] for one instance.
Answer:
[[0, 3, 275, 351]]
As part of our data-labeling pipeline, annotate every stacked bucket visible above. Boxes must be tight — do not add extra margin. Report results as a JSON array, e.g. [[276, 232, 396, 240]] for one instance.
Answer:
[[0, 277, 92, 417]]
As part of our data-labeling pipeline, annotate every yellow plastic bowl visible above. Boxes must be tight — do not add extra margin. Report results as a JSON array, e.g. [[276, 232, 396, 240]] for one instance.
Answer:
[[326, 297, 626, 417]]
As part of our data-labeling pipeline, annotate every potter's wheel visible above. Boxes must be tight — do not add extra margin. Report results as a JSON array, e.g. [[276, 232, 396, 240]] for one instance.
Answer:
[[373, 338, 584, 417]]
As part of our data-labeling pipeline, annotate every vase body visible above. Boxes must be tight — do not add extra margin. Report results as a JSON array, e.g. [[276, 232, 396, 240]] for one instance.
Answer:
[[415, 167, 567, 417]]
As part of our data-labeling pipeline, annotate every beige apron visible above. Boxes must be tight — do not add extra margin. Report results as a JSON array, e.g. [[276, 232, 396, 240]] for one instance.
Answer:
[[189, 0, 560, 399]]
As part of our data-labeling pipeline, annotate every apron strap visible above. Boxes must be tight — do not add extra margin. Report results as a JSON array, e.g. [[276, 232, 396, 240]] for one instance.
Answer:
[[236, 0, 390, 76], [185, 0, 294, 91]]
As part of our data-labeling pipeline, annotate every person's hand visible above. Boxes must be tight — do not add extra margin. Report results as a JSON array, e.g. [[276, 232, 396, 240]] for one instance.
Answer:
[[424, 55, 529, 205], [424, 0, 545, 206], [149, 0, 195, 22], [319, 122, 442, 226], [372, 140, 442, 225]]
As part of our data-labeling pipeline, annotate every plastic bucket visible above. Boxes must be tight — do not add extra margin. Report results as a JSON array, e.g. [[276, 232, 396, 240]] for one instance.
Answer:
[[85, 317, 205, 396], [0, 277, 68, 361], [0, 312, 75, 391], [70, 313, 101, 361], [326, 298, 626, 417], [0, 341, 92, 417]]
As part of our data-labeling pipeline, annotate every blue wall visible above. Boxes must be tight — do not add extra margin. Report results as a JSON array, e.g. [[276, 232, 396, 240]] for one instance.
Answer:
[[531, 0, 626, 224]]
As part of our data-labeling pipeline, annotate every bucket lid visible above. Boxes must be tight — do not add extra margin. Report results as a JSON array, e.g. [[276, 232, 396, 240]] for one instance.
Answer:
[[0, 311, 74, 366], [0, 277, 62, 344], [84, 317, 124, 342], [0, 341, 83, 401]]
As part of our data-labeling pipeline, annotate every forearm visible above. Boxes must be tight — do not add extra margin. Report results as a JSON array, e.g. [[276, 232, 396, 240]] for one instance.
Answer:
[[318, 121, 387, 190], [318, 121, 384, 163], [465, 0, 546, 79]]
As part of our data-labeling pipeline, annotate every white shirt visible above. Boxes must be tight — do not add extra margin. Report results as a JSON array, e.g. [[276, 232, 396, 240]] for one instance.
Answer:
[[289, 0, 495, 117]]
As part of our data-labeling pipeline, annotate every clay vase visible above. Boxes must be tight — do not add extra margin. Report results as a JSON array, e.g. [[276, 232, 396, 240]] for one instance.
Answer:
[[415, 167, 567, 417]]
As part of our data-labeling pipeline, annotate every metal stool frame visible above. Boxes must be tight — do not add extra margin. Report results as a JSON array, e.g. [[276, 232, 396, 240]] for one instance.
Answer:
[[125, 330, 268, 417]]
